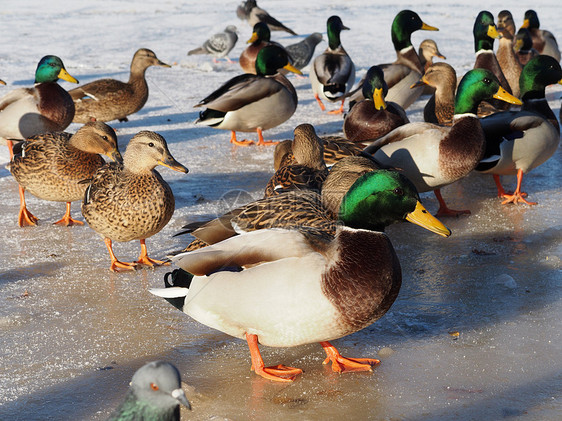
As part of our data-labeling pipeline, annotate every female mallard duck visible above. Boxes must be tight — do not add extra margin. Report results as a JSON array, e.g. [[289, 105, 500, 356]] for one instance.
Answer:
[[418, 39, 446, 72], [497, 10, 516, 40], [475, 55, 562, 205], [348, 10, 439, 109], [495, 13, 523, 98], [81, 131, 188, 272], [0, 55, 78, 156], [411, 62, 457, 126], [9, 121, 121, 228], [473, 11, 513, 112], [364, 69, 522, 216], [69, 49, 170, 124], [151, 169, 450, 382], [264, 124, 328, 197], [239, 22, 282, 74], [195, 45, 301, 146], [310, 15, 355, 114], [343, 66, 409, 143], [514, 28, 539, 66], [521, 10, 560, 62], [187, 25, 238, 64]]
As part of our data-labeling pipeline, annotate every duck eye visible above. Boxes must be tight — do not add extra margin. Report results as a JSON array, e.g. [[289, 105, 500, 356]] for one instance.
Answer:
[[150, 383, 159, 391], [148, 142, 154, 147], [102, 136, 108, 141], [393, 188, 404, 196], [483, 77, 491, 85]]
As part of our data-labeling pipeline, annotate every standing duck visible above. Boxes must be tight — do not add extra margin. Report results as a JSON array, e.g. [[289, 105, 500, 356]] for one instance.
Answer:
[[0, 55, 78, 156], [82, 131, 188, 272], [188, 25, 238, 63], [195, 45, 301, 146], [151, 169, 450, 382], [476, 55, 562, 205], [364, 69, 521, 216], [239, 22, 282, 74], [343, 66, 409, 143], [9, 122, 121, 227], [310, 15, 355, 114], [521, 10, 560, 62], [69, 49, 170, 123]]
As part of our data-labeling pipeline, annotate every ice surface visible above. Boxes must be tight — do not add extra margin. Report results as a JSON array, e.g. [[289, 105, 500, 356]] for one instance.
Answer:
[[0, 1, 560, 420]]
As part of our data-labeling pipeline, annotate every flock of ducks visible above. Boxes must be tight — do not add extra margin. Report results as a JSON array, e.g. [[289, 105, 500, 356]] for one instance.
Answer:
[[1, 0, 561, 395]]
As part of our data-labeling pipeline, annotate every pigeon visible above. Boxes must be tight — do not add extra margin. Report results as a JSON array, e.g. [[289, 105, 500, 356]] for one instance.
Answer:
[[188, 25, 238, 63], [107, 361, 191, 421], [285, 33, 323, 70], [236, 0, 297, 36]]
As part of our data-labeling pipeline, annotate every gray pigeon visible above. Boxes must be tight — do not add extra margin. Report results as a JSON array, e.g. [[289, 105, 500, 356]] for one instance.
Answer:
[[188, 25, 238, 63], [285, 33, 323, 70], [107, 361, 191, 421], [237, 0, 297, 36]]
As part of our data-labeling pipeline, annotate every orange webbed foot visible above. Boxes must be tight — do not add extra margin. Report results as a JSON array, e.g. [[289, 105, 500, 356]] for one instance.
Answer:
[[109, 260, 138, 272], [321, 342, 380, 373], [135, 255, 170, 268], [500, 192, 536, 205], [251, 364, 303, 382], [434, 189, 471, 217], [18, 207, 38, 227], [54, 203, 83, 226]]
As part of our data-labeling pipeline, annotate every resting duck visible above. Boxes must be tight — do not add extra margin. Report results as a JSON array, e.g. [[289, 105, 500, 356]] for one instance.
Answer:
[[9, 122, 121, 228], [475, 55, 562, 205], [69, 48, 170, 123], [264, 124, 328, 197], [473, 11, 513, 112], [195, 45, 301, 146], [0, 55, 78, 156], [239, 22, 282, 74], [188, 25, 238, 63], [411, 62, 457, 126], [515, 28, 539, 66], [348, 10, 439, 109], [81, 131, 188, 272], [343, 66, 409, 143], [152, 169, 450, 382], [285, 33, 323, 71], [364, 68, 521, 216], [237, 0, 297, 36], [310, 15, 355, 114], [521, 10, 560, 62]]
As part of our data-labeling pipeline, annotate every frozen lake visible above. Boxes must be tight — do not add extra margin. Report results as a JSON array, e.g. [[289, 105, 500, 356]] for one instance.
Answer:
[[0, 1, 560, 420]]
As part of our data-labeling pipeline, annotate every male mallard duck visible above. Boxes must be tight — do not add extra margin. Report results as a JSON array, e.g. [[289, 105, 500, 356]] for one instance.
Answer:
[[473, 11, 513, 112], [195, 45, 301, 146], [0, 55, 78, 156], [264, 124, 328, 197], [237, 0, 297, 36], [239, 22, 283, 74], [188, 25, 238, 63], [81, 131, 188, 272], [348, 11, 439, 109], [310, 16, 355, 114], [343, 66, 409, 143], [69, 49, 170, 124], [151, 169, 450, 382], [285, 33, 323, 71], [521, 10, 560, 62], [514, 28, 539, 66], [475, 55, 562, 205], [364, 69, 521, 216], [108, 361, 190, 421], [9, 121, 121, 228], [411, 62, 457, 126]]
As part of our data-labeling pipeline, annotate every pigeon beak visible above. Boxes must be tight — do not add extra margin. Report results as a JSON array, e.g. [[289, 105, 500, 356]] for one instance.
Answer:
[[171, 388, 191, 410]]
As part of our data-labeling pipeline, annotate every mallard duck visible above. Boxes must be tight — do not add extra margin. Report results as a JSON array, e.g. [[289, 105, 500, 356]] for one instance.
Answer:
[[515, 28, 539, 66], [107, 361, 190, 421], [285, 33, 323, 71], [475, 55, 562, 205], [473, 11, 513, 112], [348, 10, 439, 109], [418, 39, 446, 72], [495, 12, 523, 98], [239, 22, 283, 74], [151, 169, 450, 382], [237, 0, 297, 36], [310, 16, 355, 114], [364, 69, 522, 216], [264, 124, 328, 197], [343, 66, 409, 143], [81, 131, 188, 272], [9, 121, 121, 228], [195, 45, 301, 146], [411, 62, 457, 126], [69, 49, 170, 124], [187, 25, 238, 63], [0, 55, 78, 156], [521, 10, 560, 62], [497, 10, 516, 40]]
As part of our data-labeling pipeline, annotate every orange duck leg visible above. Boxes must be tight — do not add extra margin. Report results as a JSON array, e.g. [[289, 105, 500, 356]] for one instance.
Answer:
[[104, 238, 137, 272], [320, 341, 380, 373], [246, 333, 303, 382], [53, 202, 84, 226], [434, 189, 471, 217], [499, 169, 536, 205], [17, 186, 38, 227], [135, 239, 170, 268]]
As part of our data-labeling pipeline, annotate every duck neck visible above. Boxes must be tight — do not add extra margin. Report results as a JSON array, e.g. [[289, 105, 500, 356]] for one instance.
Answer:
[[327, 28, 342, 50], [391, 21, 412, 52]]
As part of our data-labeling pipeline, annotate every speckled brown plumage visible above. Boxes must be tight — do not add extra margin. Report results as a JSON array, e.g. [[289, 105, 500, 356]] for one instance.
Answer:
[[70, 49, 170, 123], [420, 62, 457, 126], [496, 37, 522, 97]]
